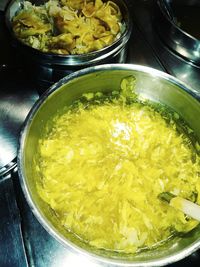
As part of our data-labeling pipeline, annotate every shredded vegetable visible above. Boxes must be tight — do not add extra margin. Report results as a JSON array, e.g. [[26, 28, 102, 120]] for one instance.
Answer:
[[12, 0, 123, 54]]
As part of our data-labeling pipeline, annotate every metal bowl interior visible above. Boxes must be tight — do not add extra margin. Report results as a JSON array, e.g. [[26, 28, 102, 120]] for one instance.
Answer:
[[18, 64, 200, 266]]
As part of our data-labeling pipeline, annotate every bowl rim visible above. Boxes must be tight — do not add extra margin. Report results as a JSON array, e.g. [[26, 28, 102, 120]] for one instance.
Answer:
[[18, 63, 200, 266]]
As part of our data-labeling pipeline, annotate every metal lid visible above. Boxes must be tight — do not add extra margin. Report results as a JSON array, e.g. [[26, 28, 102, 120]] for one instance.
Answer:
[[0, 65, 38, 176]]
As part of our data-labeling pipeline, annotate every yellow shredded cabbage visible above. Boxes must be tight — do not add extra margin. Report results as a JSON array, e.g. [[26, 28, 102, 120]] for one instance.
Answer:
[[35, 86, 200, 253], [12, 0, 123, 54]]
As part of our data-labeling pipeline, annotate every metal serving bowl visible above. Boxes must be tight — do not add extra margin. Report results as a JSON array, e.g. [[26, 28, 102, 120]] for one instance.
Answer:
[[155, 0, 200, 65], [18, 64, 200, 266], [5, 0, 132, 86]]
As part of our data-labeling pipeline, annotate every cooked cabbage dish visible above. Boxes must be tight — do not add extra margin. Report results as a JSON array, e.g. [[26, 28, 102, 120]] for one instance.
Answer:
[[35, 77, 200, 253], [12, 0, 124, 55]]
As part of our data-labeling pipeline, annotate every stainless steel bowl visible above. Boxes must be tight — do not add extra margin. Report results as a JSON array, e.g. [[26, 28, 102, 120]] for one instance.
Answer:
[[155, 0, 200, 65], [5, 0, 132, 86], [18, 64, 200, 266]]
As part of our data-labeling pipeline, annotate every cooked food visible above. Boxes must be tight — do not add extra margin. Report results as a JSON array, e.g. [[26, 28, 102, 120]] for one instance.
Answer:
[[35, 77, 200, 253], [12, 0, 124, 54]]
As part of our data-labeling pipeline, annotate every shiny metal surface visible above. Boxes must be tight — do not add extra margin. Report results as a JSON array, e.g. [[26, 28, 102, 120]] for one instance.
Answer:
[[132, 0, 200, 93], [5, 0, 132, 85], [18, 64, 200, 267], [0, 66, 38, 176], [160, 0, 175, 22], [155, 0, 200, 65], [0, 173, 28, 267]]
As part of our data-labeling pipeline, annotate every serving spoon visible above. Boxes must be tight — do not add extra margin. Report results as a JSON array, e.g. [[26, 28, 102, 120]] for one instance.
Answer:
[[158, 192, 200, 221]]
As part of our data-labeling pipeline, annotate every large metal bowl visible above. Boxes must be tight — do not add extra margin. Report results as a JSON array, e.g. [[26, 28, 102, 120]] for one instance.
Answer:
[[5, 0, 132, 86], [18, 64, 200, 266]]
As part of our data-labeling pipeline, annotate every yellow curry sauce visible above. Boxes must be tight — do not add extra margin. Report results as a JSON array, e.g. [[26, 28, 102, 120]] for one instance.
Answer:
[[35, 79, 200, 253]]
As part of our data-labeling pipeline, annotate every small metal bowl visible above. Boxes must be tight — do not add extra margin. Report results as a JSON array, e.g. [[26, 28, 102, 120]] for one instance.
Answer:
[[18, 64, 200, 267], [5, 0, 132, 86], [155, 0, 200, 65]]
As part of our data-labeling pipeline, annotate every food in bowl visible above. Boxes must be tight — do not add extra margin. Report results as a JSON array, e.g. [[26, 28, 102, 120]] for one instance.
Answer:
[[12, 0, 124, 55], [34, 76, 200, 254]]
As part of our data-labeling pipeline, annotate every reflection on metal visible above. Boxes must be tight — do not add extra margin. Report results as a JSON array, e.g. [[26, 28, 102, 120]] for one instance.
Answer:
[[0, 161, 17, 179], [155, 0, 200, 65], [0, 66, 38, 175], [51, 252, 104, 267], [0, 178, 28, 267]]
